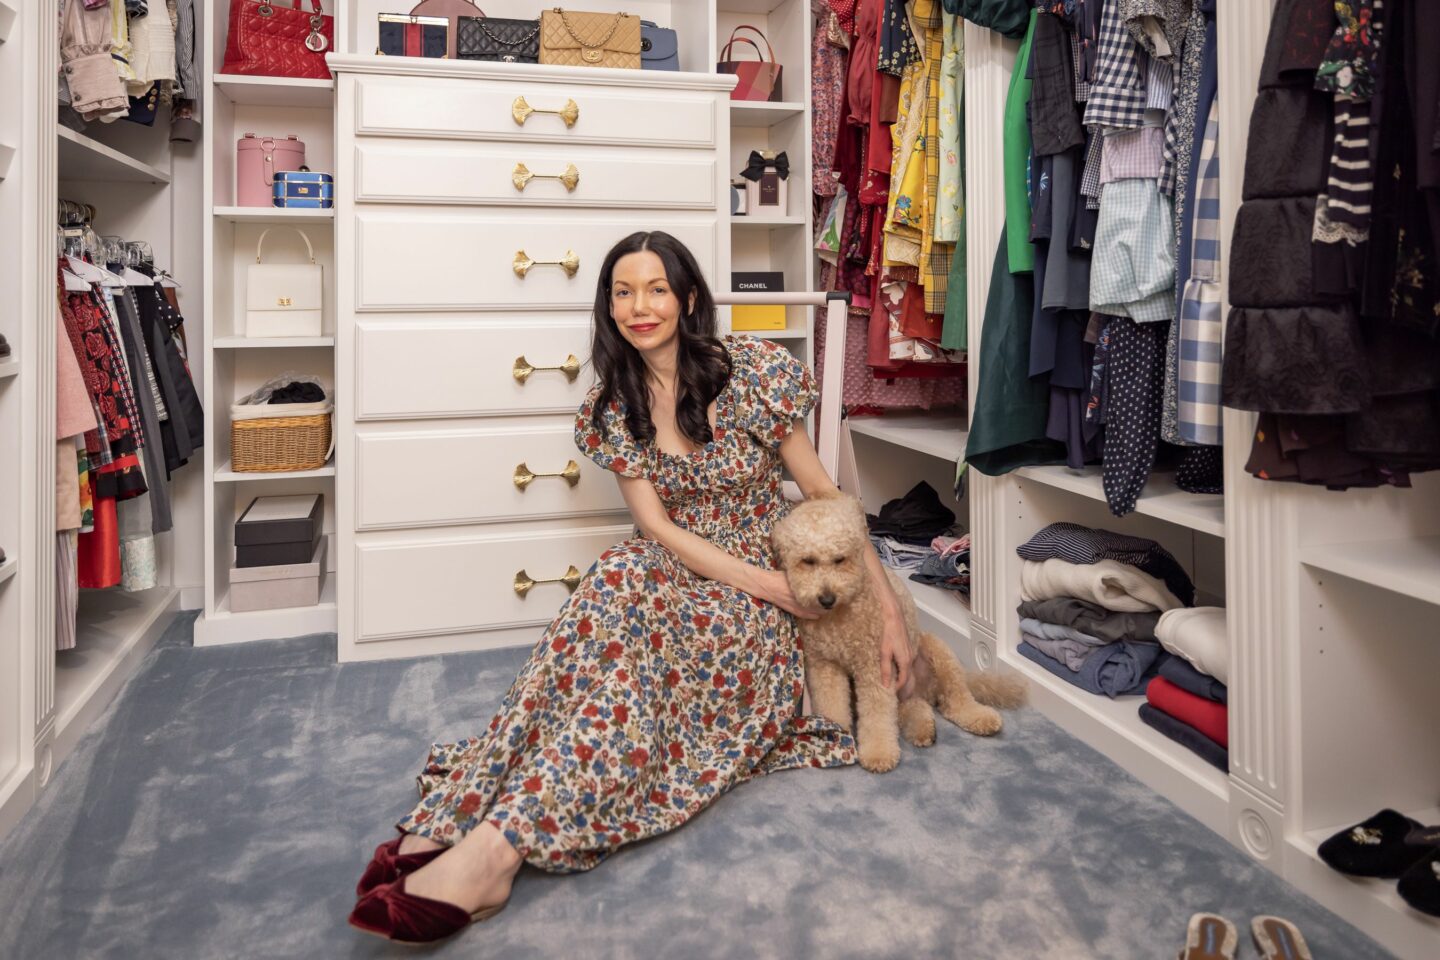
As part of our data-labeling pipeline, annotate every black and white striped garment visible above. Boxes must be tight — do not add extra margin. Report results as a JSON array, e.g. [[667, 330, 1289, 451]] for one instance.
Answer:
[[1016, 520, 1196, 607], [1312, 99, 1373, 245]]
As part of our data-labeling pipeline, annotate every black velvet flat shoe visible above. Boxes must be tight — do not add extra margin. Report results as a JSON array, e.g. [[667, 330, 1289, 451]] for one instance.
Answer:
[[1316, 809, 1435, 878], [1397, 826, 1440, 918]]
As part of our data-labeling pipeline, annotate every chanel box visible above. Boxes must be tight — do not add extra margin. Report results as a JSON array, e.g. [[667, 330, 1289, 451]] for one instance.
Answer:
[[235, 494, 324, 568], [731, 271, 786, 331]]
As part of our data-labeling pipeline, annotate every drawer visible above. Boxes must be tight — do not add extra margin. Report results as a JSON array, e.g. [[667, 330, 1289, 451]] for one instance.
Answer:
[[356, 317, 593, 420], [355, 141, 716, 210], [354, 74, 718, 149], [355, 422, 627, 529], [355, 211, 717, 312], [354, 525, 630, 643]]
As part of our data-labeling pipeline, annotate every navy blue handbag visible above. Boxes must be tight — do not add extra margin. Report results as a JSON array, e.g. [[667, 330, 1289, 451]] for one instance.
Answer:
[[640, 20, 678, 71]]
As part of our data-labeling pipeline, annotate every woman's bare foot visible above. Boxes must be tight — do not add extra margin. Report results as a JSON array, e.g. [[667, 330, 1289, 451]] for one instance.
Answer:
[[403, 823, 523, 915], [397, 834, 445, 856]]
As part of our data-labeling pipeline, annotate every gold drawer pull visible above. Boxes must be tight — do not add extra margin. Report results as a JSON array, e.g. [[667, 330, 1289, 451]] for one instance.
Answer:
[[514, 565, 583, 597], [513, 460, 581, 490], [511, 95, 580, 128], [512, 162, 580, 193], [512, 354, 581, 383], [513, 249, 580, 278]]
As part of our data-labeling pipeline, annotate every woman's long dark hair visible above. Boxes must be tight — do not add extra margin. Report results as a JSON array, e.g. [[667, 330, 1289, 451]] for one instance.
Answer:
[[589, 231, 730, 447]]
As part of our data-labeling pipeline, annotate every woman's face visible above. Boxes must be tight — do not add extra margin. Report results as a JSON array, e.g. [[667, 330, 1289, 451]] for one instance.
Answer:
[[609, 250, 684, 355]]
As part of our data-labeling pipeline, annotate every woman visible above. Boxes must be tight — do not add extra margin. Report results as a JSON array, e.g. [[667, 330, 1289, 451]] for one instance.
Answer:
[[350, 231, 912, 943]]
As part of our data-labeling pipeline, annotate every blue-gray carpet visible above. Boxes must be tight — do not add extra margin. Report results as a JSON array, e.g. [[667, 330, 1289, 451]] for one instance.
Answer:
[[0, 612, 1389, 959]]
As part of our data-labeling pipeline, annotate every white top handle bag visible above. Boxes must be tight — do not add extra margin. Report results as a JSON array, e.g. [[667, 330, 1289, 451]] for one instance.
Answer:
[[245, 226, 323, 338]]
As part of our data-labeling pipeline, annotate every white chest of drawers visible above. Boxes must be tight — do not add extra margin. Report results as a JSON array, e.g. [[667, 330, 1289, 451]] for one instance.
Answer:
[[330, 57, 733, 662]]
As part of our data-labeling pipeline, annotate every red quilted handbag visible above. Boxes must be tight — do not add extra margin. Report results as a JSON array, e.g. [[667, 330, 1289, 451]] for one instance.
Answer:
[[222, 0, 335, 80]]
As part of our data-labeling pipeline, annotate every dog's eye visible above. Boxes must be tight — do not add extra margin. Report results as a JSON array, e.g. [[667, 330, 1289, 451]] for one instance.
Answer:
[[831, 556, 846, 565], [800, 558, 817, 567]]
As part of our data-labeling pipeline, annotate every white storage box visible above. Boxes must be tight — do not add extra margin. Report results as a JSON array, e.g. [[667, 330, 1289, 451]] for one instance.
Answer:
[[230, 536, 326, 613]]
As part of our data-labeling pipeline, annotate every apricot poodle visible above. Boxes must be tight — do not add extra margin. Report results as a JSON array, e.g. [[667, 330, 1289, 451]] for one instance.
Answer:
[[773, 493, 1027, 772]]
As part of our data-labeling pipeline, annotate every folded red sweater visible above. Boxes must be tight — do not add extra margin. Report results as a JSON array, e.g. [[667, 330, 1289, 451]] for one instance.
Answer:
[[1146, 676, 1228, 748]]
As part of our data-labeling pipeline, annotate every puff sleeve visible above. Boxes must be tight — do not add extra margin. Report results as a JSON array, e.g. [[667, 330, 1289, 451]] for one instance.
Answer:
[[575, 385, 652, 479], [733, 337, 818, 448], [60, 0, 129, 120]]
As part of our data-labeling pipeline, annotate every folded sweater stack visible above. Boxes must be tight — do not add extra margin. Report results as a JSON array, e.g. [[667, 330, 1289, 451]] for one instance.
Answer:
[[1015, 524, 1190, 698], [1140, 607, 1230, 771]]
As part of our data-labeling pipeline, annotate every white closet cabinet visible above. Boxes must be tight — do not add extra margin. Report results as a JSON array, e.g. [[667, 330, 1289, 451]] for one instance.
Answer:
[[329, 56, 734, 662]]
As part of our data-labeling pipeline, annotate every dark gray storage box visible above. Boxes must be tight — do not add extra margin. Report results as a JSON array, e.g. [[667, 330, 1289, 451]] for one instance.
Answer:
[[235, 494, 324, 568]]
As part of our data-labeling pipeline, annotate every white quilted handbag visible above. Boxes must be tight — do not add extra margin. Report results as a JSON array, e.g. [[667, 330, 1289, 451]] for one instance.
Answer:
[[246, 226, 323, 337]]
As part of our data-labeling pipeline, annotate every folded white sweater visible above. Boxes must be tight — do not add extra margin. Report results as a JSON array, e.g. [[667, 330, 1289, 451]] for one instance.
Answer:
[[1019, 559, 1184, 613], [1156, 606, 1229, 684]]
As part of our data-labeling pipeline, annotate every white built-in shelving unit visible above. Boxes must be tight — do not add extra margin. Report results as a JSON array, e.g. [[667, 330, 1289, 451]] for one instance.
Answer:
[[2, 0, 188, 838], [930, 10, 1440, 959], [192, 4, 345, 647]]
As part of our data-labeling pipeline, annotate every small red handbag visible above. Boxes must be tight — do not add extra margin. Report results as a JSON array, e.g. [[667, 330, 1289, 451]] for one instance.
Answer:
[[716, 25, 783, 102], [222, 0, 335, 80]]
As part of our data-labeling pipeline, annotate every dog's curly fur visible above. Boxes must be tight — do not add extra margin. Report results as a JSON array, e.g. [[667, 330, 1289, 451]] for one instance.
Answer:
[[772, 492, 1027, 773]]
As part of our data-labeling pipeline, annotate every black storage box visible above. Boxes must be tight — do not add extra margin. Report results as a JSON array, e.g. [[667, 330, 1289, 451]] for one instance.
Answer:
[[235, 494, 324, 569]]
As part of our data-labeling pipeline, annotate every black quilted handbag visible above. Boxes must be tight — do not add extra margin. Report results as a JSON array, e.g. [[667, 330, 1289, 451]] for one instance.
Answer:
[[456, 15, 541, 63]]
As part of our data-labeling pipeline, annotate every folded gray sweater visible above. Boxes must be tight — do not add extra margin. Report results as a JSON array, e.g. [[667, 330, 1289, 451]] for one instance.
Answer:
[[1016, 597, 1161, 643]]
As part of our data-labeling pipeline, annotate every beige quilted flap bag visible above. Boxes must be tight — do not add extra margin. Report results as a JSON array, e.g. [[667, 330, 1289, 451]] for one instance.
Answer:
[[539, 8, 641, 69]]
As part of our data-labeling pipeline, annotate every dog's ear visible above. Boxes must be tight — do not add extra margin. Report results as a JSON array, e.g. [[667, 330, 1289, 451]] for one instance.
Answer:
[[770, 513, 793, 564], [808, 487, 846, 501]]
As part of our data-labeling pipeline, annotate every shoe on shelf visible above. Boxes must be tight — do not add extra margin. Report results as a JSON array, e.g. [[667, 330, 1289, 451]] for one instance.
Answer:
[[355, 830, 445, 897], [349, 874, 505, 944], [1178, 913, 1237, 960], [0, 333, 10, 358], [1250, 916, 1312, 960], [1397, 827, 1440, 918], [1316, 808, 1437, 878]]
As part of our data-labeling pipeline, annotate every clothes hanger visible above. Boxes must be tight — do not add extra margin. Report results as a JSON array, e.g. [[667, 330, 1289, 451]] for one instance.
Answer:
[[120, 245, 153, 286], [61, 268, 89, 292]]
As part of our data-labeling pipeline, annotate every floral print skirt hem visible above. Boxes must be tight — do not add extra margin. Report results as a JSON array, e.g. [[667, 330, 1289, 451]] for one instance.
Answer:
[[395, 539, 857, 875]]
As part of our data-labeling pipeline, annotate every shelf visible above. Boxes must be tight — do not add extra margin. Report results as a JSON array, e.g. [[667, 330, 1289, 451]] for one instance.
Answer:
[[1299, 536, 1440, 607], [0, 356, 17, 379], [732, 215, 806, 228], [1288, 808, 1440, 960], [57, 586, 178, 748], [1014, 465, 1225, 538], [719, 0, 795, 13], [57, 128, 170, 184], [214, 206, 335, 225], [733, 327, 809, 340], [1002, 645, 1230, 835], [215, 459, 336, 482], [729, 101, 806, 127], [215, 336, 335, 349], [908, 579, 972, 641], [0, 554, 16, 586], [214, 74, 335, 108], [846, 413, 968, 463]]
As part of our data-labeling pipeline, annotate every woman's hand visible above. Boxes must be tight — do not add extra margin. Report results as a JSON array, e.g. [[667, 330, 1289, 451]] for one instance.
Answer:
[[751, 568, 822, 620], [879, 610, 911, 691]]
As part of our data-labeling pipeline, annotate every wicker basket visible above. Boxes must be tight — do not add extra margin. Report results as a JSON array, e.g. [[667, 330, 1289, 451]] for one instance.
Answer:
[[231, 413, 332, 473]]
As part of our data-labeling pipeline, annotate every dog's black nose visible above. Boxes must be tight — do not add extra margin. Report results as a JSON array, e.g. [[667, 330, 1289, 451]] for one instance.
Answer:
[[818, 593, 836, 609]]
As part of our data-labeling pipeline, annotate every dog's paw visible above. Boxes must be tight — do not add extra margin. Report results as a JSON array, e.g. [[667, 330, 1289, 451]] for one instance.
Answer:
[[899, 700, 936, 747], [859, 741, 901, 773], [906, 726, 936, 748], [943, 701, 1002, 737]]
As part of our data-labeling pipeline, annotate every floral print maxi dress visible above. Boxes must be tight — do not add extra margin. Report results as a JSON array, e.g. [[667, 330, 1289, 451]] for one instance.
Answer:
[[398, 337, 857, 872]]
